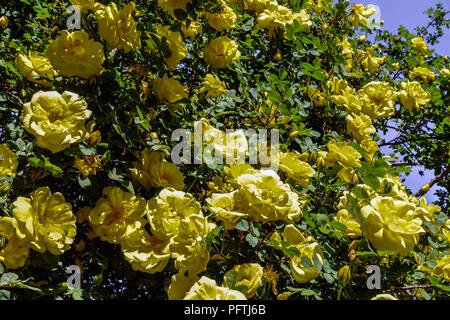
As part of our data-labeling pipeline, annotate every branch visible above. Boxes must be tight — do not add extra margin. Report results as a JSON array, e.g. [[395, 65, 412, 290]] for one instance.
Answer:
[[383, 284, 430, 293], [414, 167, 450, 198], [391, 162, 423, 167]]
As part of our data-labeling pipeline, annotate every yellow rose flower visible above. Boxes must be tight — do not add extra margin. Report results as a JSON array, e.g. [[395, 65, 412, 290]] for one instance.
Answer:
[[329, 79, 362, 114], [333, 209, 362, 238], [283, 224, 323, 283], [428, 255, 450, 281], [205, 2, 237, 31], [227, 0, 278, 13], [411, 37, 428, 53], [206, 191, 249, 230], [121, 228, 170, 274], [157, 0, 192, 13], [130, 149, 184, 191], [0, 16, 8, 30], [439, 68, 450, 77], [348, 4, 376, 30], [199, 74, 228, 98], [184, 276, 247, 300], [170, 229, 211, 275], [153, 77, 188, 104], [360, 196, 426, 255], [361, 46, 385, 74], [0, 217, 30, 269], [0, 144, 18, 176], [46, 30, 105, 79], [235, 169, 303, 224], [96, 2, 141, 53], [204, 36, 240, 70], [358, 81, 396, 118], [398, 81, 431, 111], [371, 294, 398, 300], [69, 0, 104, 13], [360, 138, 379, 160], [73, 155, 102, 176], [88, 186, 147, 245], [168, 271, 200, 300], [223, 263, 264, 298], [278, 151, 316, 187], [147, 188, 214, 241], [409, 66, 436, 83], [12, 186, 76, 255], [255, 5, 311, 32], [194, 118, 248, 163], [151, 25, 187, 70], [21, 91, 93, 153], [326, 140, 362, 168], [181, 20, 202, 39], [346, 113, 376, 142], [15, 51, 57, 87], [337, 167, 359, 184]]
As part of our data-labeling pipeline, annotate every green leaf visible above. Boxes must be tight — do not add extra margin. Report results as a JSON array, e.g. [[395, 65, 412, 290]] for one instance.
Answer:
[[236, 219, 249, 232], [268, 90, 282, 105], [226, 271, 239, 289], [0, 273, 18, 285], [234, 285, 248, 296], [434, 212, 448, 227], [312, 253, 323, 271], [78, 175, 91, 188], [0, 263, 4, 274], [173, 9, 188, 20], [245, 234, 258, 247], [301, 256, 313, 270], [359, 172, 380, 190], [331, 221, 347, 231], [0, 290, 10, 300], [353, 186, 369, 199]]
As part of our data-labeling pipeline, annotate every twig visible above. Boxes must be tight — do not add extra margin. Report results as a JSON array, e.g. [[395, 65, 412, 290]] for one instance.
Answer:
[[414, 167, 450, 198]]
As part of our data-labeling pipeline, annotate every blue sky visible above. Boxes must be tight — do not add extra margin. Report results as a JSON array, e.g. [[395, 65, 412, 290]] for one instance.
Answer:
[[353, 0, 449, 203]]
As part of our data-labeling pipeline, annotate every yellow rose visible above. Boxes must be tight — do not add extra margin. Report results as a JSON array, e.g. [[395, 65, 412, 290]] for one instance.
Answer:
[[88, 186, 147, 245], [147, 188, 214, 241], [206, 191, 249, 230], [181, 20, 202, 39], [151, 25, 187, 70], [283, 224, 323, 283], [0, 16, 8, 30], [411, 37, 428, 53], [278, 151, 316, 187], [333, 209, 362, 238], [205, 2, 237, 31], [255, 5, 311, 32], [96, 2, 141, 53], [326, 140, 362, 168], [429, 255, 450, 281], [358, 81, 396, 118], [346, 113, 376, 142], [227, 0, 278, 13], [409, 66, 436, 83], [0, 144, 18, 176], [157, 0, 192, 13], [223, 263, 264, 298], [235, 169, 303, 224], [398, 81, 431, 111], [0, 217, 30, 269], [439, 68, 450, 77], [360, 196, 425, 255], [184, 276, 247, 300], [371, 294, 398, 300], [170, 230, 211, 275], [121, 228, 170, 274], [46, 30, 105, 79], [199, 74, 228, 98], [130, 149, 184, 191], [361, 46, 385, 74], [73, 155, 102, 176], [167, 271, 200, 300], [348, 4, 376, 30], [12, 186, 76, 255], [153, 77, 188, 104], [204, 36, 240, 70], [21, 91, 93, 153], [15, 51, 57, 87], [69, 0, 104, 13], [337, 167, 359, 184]]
